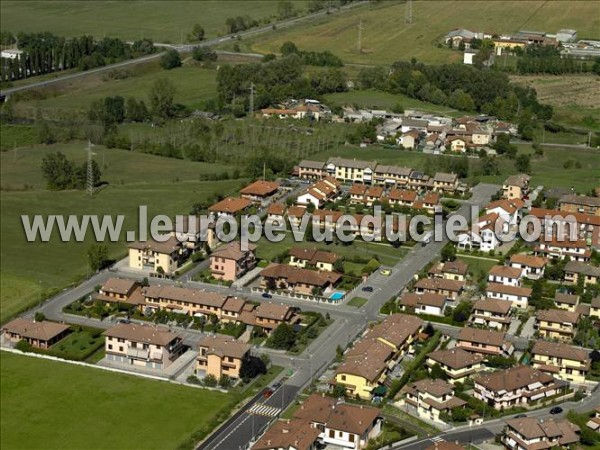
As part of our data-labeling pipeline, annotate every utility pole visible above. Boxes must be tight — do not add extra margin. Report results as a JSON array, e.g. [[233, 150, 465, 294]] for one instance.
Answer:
[[248, 82, 255, 118], [405, 0, 413, 24], [86, 141, 96, 196], [357, 20, 363, 53]]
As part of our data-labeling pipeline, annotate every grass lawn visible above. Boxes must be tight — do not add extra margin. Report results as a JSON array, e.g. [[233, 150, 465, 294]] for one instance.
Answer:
[[0, 1, 306, 42], [254, 234, 407, 266], [0, 352, 237, 450], [457, 255, 501, 277], [246, 1, 600, 65], [0, 124, 38, 151], [347, 297, 368, 308], [45, 326, 105, 361]]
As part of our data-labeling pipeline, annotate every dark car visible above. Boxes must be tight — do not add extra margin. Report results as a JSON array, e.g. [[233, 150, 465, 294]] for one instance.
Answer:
[[362, 286, 374, 292], [262, 388, 273, 399], [272, 382, 282, 390], [514, 414, 527, 418], [550, 407, 563, 415], [262, 292, 273, 299]]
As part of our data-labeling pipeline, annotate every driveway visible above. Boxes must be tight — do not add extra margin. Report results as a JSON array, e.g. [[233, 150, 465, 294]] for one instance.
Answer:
[[520, 316, 536, 339]]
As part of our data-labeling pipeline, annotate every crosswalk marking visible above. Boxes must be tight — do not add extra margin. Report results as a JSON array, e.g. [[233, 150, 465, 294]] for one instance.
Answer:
[[248, 403, 281, 417], [431, 436, 445, 443]]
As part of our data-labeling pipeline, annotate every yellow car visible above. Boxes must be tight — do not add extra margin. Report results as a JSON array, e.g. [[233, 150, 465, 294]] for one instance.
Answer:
[[380, 269, 392, 276]]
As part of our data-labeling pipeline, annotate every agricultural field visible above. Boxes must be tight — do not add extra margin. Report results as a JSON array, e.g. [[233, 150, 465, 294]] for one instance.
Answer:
[[0, 352, 234, 450], [0, 1, 307, 42], [246, 0, 600, 65]]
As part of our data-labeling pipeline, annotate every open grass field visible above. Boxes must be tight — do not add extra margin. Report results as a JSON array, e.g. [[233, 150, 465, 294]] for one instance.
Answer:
[[247, 1, 600, 65], [0, 352, 233, 450], [0, 1, 307, 42], [457, 255, 501, 277], [13, 61, 218, 116]]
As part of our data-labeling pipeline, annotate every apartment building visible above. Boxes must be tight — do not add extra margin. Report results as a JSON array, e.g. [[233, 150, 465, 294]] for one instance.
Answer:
[[509, 254, 547, 280], [401, 379, 467, 423], [486, 283, 531, 309], [373, 165, 412, 186], [456, 327, 514, 358], [470, 298, 512, 331], [209, 241, 257, 282], [196, 335, 250, 380], [531, 340, 589, 383], [529, 207, 600, 250], [502, 417, 580, 450], [288, 247, 340, 272], [326, 157, 376, 184], [426, 348, 484, 384], [474, 365, 564, 410], [485, 199, 525, 227], [1, 318, 70, 349], [128, 236, 183, 274], [534, 237, 591, 262], [535, 309, 579, 341], [104, 323, 184, 369], [564, 261, 600, 286]]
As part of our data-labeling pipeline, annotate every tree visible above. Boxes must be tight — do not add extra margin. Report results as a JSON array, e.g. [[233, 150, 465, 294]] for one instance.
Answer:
[[481, 156, 500, 175], [190, 24, 205, 42], [88, 244, 109, 272], [430, 363, 448, 380], [149, 78, 177, 119], [160, 49, 182, 70], [41, 152, 77, 190], [280, 41, 298, 56], [218, 375, 231, 388], [441, 243, 457, 262], [203, 374, 218, 387], [452, 301, 472, 323], [515, 154, 532, 174], [34, 312, 46, 322], [267, 323, 296, 350], [239, 356, 267, 381], [192, 47, 217, 62]]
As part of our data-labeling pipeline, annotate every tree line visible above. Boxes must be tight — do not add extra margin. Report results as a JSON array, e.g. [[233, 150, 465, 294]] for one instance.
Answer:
[[41, 152, 101, 190], [514, 46, 600, 75], [0, 31, 155, 82]]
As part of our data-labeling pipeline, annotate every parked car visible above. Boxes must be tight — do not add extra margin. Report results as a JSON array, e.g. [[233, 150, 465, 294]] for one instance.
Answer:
[[550, 407, 563, 415], [262, 388, 273, 399], [272, 382, 282, 390], [362, 286, 374, 292], [262, 292, 273, 299]]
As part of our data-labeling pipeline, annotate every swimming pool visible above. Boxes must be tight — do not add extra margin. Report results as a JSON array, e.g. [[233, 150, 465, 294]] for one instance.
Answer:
[[329, 292, 344, 300]]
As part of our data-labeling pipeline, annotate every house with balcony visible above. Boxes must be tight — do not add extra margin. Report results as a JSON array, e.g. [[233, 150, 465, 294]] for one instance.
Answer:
[[426, 348, 484, 384], [349, 183, 368, 204], [535, 309, 579, 341], [373, 165, 412, 186], [326, 157, 375, 184], [502, 174, 530, 200], [502, 417, 580, 450], [488, 265, 523, 287], [400, 379, 467, 424], [590, 297, 600, 319], [509, 254, 547, 280], [266, 203, 286, 226], [251, 302, 301, 335], [433, 173, 459, 193], [170, 215, 215, 252], [554, 293, 580, 312], [364, 185, 384, 206], [428, 260, 469, 282], [209, 241, 257, 282], [298, 160, 327, 180], [486, 283, 531, 309], [470, 298, 512, 331], [127, 236, 183, 274], [1, 318, 70, 349], [534, 237, 591, 262], [456, 327, 514, 358], [529, 207, 600, 250], [531, 340, 589, 384], [415, 192, 441, 214], [288, 247, 340, 272], [484, 199, 525, 227], [196, 335, 250, 380], [474, 365, 565, 410], [564, 261, 600, 286], [297, 177, 340, 209], [104, 323, 184, 369]]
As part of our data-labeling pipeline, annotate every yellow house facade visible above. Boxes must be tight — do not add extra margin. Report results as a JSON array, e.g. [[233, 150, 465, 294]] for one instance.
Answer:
[[531, 340, 589, 384], [196, 335, 250, 380], [426, 348, 485, 384], [535, 309, 579, 341], [128, 236, 182, 274]]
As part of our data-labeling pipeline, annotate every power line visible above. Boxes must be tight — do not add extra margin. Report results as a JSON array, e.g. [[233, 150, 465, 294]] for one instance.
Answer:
[[86, 141, 96, 196]]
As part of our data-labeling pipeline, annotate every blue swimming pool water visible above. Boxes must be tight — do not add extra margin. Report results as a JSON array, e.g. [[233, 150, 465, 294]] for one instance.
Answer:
[[329, 292, 344, 300]]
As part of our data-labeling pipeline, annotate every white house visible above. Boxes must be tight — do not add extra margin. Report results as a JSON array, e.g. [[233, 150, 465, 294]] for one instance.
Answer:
[[484, 199, 525, 228], [488, 265, 523, 287], [509, 254, 548, 280], [486, 283, 531, 309], [399, 293, 447, 316]]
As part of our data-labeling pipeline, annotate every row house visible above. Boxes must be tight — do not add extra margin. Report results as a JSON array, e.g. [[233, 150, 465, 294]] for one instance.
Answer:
[[349, 183, 368, 204], [265, 202, 286, 226], [429, 260, 469, 282], [407, 170, 432, 190], [559, 194, 600, 216], [399, 292, 447, 316], [326, 157, 375, 184], [414, 278, 464, 300], [104, 323, 184, 369], [590, 297, 600, 319], [293, 394, 382, 450], [209, 241, 257, 282], [260, 264, 341, 295], [426, 348, 484, 384], [288, 247, 340, 272], [128, 236, 183, 274], [414, 192, 441, 214], [474, 365, 565, 410], [1, 318, 70, 349], [456, 327, 514, 358], [488, 265, 523, 287], [564, 261, 600, 286], [208, 196, 252, 218], [196, 335, 250, 380], [529, 207, 600, 250], [364, 185, 384, 206], [502, 174, 531, 200], [297, 160, 326, 179], [141, 285, 234, 319], [240, 180, 280, 205], [387, 188, 417, 208], [502, 417, 580, 450], [373, 165, 412, 186], [400, 379, 467, 424], [470, 298, 513, 331], [509, 254, 547, 280], [534, 237, 591, 262], [432, 173, 459, 193], [486, 283, 531, 309], [535, 309, 579, 341], [334, 314, 422, 399], [247, 303, 301, 335], [531, 340, 589, 384], [95, 278, 141, 305], [553, 293, 580, 312]]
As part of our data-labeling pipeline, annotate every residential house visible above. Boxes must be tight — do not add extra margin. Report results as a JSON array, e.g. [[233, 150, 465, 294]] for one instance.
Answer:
[[447, 136, 470, 153], [407, 170, 431, 190], [104, 323, 184, 369], [535, 309, 579, 341], [559, 194, 600, 216], [297, 178, 340, 209], [554, 293, 580, 312], [293, 394, 382, 450], [364, 185, 384, 206], [209, 241, 257, 282], [401, 379, 467, 424], [326, 157, 375, 184], [564, 261, 600, 286], [251, 419, 321, 450], [387, 188, 417, 208], [95, 278, 141, 306], [426, 348, 484, 384], [470, 298, 513, 331], [373, 165, 413, 186], [531, 340, 589, 383], [398, 129, 420, 149], [486, 283, 531, 309], [429, 260, 469, 281], [240, 180, 280, 204], [266, 203, 286, 226], [474, 365, 565, 410], [485, 199, 525, 227], [349, 183, 368, 204], [502, 174, 531, 200], [251, 303, 301, 335], [128, 236, 183, 274], [414, 278, 464, 300], [433, 173, 459, 193], [1, 318, 70, 349], [456, 327, 514, 358], [502, 417, 580, 450], [209, 196, 252, 218], [488, 265, 523, 287], [260, 264, 341, 295], [288, 247, 340, 272], [196, 335, 250, 380], [399, 293, 447, 316], [416, 192, 441, 214], [171, 215, 214, 252], [298, 160, 327, 180], [456, 213, 504, 253], [509, 254, 547, 280], [534, 237, 591, 262]]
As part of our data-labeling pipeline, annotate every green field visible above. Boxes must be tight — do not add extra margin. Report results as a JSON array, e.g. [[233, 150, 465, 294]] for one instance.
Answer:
[[0, 352, 233, 450], [457, 255, 501, 277], [0, 1, 306, 42], [247, 1, 600, 65]]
